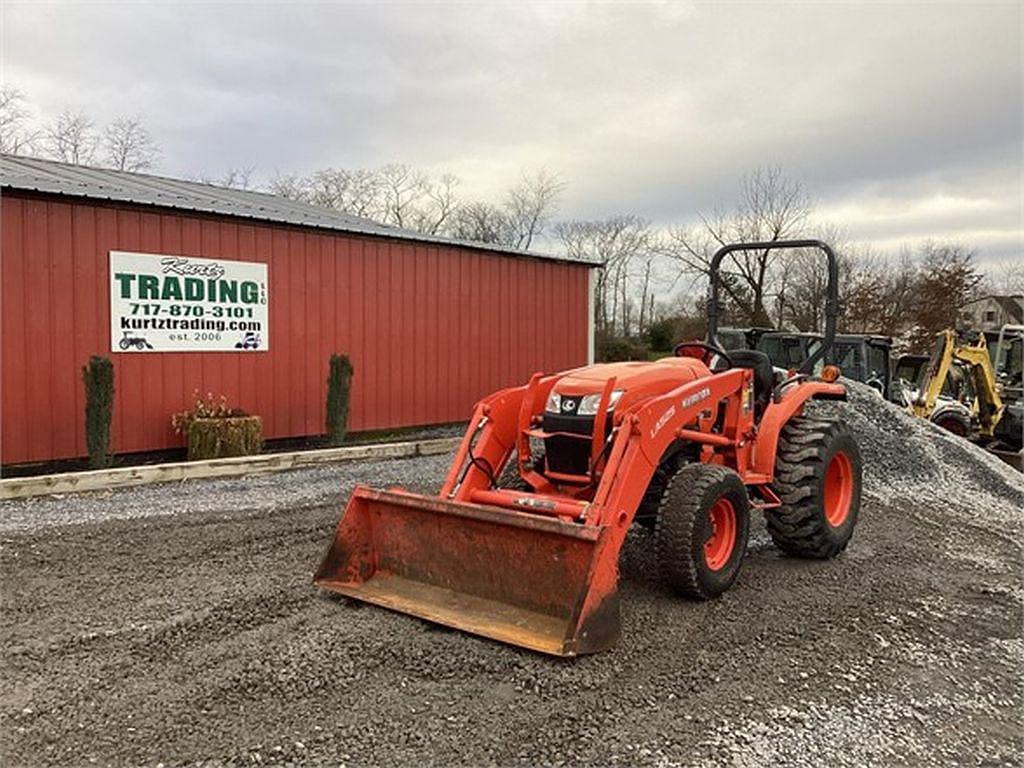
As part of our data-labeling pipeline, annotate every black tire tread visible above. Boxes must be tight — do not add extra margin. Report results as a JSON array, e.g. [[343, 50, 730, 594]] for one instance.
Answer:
[[767, 417, 859, 558], [655, 463, 745, 599]]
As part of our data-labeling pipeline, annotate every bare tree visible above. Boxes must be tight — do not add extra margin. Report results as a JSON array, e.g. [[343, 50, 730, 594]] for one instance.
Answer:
[[104, 115, 160, 171], [377, 163, 429, 229], [45, 109, 99, 165], [448, 170, 563, 248], [271, 163, 457, 229], [636, 256, 657, 334], [410, 172, 460, 235], [305, 168, 380, 217], [983, 259, 1024, 295], [554, 215, 651, 336], [270, 162, 455, 229], [839, 248, 919, 337], [448, 201, 511, 244], [777, 223, 854, 331], [0, 85, 40, 154], [268, 172, 310, 200], [190, 167, 257, 189], [266, 163, 563, 245], [219, 167, 256, 190], [908, 242, 984, 352], [504, 169, 564, 250], [662, 166, 812, 326]]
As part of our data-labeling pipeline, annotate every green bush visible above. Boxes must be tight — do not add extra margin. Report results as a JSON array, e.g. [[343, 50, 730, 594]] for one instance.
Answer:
[[597, 336, 650, 362], [82, 356, 115, 469], [326, 354, 354, 446], [646, 317, 679, 352]]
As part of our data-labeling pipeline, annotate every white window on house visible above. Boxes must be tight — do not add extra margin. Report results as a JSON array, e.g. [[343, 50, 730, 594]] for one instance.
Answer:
[[984, 310, 997, 323]]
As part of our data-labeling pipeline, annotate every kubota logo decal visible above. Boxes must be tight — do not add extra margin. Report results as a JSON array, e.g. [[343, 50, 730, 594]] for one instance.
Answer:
[[650, 406, 676, 438], [682, 387, 711, 408]]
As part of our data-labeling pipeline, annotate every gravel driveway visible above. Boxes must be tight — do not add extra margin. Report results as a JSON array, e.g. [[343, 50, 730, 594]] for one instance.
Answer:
[[2, 386, 1021, 767]]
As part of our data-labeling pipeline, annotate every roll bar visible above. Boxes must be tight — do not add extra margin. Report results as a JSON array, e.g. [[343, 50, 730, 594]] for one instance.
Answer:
[[706, 239, 840, 375]]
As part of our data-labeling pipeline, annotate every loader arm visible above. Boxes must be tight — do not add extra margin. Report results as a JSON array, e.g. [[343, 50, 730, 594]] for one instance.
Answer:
[[439, 380, 535, 499]]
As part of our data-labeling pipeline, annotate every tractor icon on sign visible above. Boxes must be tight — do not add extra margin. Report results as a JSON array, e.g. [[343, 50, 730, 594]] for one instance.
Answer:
[[119, 331, 154, 350], [235, 332, 261, 350]]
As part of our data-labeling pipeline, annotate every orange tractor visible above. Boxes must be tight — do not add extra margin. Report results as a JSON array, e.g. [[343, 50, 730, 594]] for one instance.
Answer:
[[315, 240, 863, 656]]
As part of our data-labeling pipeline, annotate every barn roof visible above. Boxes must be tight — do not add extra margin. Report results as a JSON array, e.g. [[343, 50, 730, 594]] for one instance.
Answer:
[[0, 154, 593, 266]]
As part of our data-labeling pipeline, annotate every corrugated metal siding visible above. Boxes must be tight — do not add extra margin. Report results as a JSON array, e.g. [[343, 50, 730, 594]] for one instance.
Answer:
[[1, 194, 591, 464]]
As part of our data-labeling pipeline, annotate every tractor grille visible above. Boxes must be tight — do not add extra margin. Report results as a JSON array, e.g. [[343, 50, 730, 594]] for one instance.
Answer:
[[541, 412, 612, 477]]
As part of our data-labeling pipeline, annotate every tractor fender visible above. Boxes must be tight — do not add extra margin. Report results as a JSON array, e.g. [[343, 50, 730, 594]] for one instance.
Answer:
[[752, 380, 847, 477]]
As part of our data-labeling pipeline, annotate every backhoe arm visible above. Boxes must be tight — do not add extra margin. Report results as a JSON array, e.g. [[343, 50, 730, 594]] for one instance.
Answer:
[[954, 336, 1004, 436], [912, 330, 955, 420], [911, 330, 1005, 436]]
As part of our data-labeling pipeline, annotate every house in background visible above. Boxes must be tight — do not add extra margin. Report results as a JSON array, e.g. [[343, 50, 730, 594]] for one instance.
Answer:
[[959, 294, 1024, 332]]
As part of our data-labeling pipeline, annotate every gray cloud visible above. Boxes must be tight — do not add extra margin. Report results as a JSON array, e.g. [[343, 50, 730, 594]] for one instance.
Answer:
[[3, 1, 1021, 261]]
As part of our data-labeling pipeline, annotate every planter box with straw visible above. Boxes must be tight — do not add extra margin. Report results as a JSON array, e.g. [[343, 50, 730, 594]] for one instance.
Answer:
[[173, 392, 263, 461]]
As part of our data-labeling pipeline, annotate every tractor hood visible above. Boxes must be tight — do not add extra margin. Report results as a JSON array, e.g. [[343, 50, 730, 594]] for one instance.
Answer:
[[552, 357, 710, 412]]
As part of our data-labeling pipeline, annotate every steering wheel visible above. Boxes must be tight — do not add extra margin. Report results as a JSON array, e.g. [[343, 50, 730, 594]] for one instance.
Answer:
[[673, 340, 733, 369]]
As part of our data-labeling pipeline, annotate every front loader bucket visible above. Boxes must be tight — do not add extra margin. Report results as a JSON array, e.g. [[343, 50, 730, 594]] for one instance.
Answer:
[[313, 487, 620, 656]]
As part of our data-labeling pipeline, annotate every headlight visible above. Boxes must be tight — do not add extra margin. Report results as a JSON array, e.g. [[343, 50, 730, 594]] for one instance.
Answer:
[[545, 391, 561, 413], [577, 389, 623, 416]]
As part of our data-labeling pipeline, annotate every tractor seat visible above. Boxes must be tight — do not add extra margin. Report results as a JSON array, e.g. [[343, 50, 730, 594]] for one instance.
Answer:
[[728, 350, 773, 417]]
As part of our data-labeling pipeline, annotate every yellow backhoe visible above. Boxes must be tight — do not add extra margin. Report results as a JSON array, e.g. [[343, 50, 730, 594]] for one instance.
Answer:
[[911, 329, 1022, 469]]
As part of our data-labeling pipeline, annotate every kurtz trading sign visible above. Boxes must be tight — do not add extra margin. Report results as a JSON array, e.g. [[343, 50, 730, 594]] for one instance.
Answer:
[[110, 251, 269, 352]]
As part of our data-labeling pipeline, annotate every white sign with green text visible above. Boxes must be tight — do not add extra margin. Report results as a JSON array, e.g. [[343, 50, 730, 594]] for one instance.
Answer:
[[110, 251, 269, 352]]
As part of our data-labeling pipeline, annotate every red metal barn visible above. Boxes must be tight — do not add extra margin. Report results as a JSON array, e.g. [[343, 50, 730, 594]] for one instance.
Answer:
[[0, 155, 594, 466]]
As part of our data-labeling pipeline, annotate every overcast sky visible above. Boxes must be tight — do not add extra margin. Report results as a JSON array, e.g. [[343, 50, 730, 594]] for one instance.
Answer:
[[3, 1, 1021, 264]]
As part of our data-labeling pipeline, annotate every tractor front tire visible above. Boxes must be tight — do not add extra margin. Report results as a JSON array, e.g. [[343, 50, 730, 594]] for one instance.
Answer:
[[767, 417, 862, 559], [655, 464, 750, 600]]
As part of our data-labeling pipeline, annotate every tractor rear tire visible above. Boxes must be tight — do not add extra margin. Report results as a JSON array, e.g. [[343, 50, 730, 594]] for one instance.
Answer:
[[655, 463, 750, 600], [767, 417, 862, 559]]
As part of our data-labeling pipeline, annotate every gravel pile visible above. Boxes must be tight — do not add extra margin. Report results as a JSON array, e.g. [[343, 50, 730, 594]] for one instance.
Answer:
[[811, 380, 1023, 524], [1, 383, 1021, 767]]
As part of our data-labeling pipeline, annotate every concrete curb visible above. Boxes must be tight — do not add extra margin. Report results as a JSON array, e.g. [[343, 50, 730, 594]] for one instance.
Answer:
[[0, 436, 462, 501]]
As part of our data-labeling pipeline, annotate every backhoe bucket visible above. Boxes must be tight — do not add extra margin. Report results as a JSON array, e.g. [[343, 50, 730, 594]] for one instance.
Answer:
[[313, 486, 620, 656]]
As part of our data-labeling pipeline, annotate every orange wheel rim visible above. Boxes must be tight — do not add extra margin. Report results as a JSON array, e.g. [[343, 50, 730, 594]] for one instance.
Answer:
[[704, 498, 737, 571], [823, 451, 853, 527]]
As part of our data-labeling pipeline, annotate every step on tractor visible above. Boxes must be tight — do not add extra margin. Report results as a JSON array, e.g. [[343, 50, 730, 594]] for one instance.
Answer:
[[314, 240, 864, 656]]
